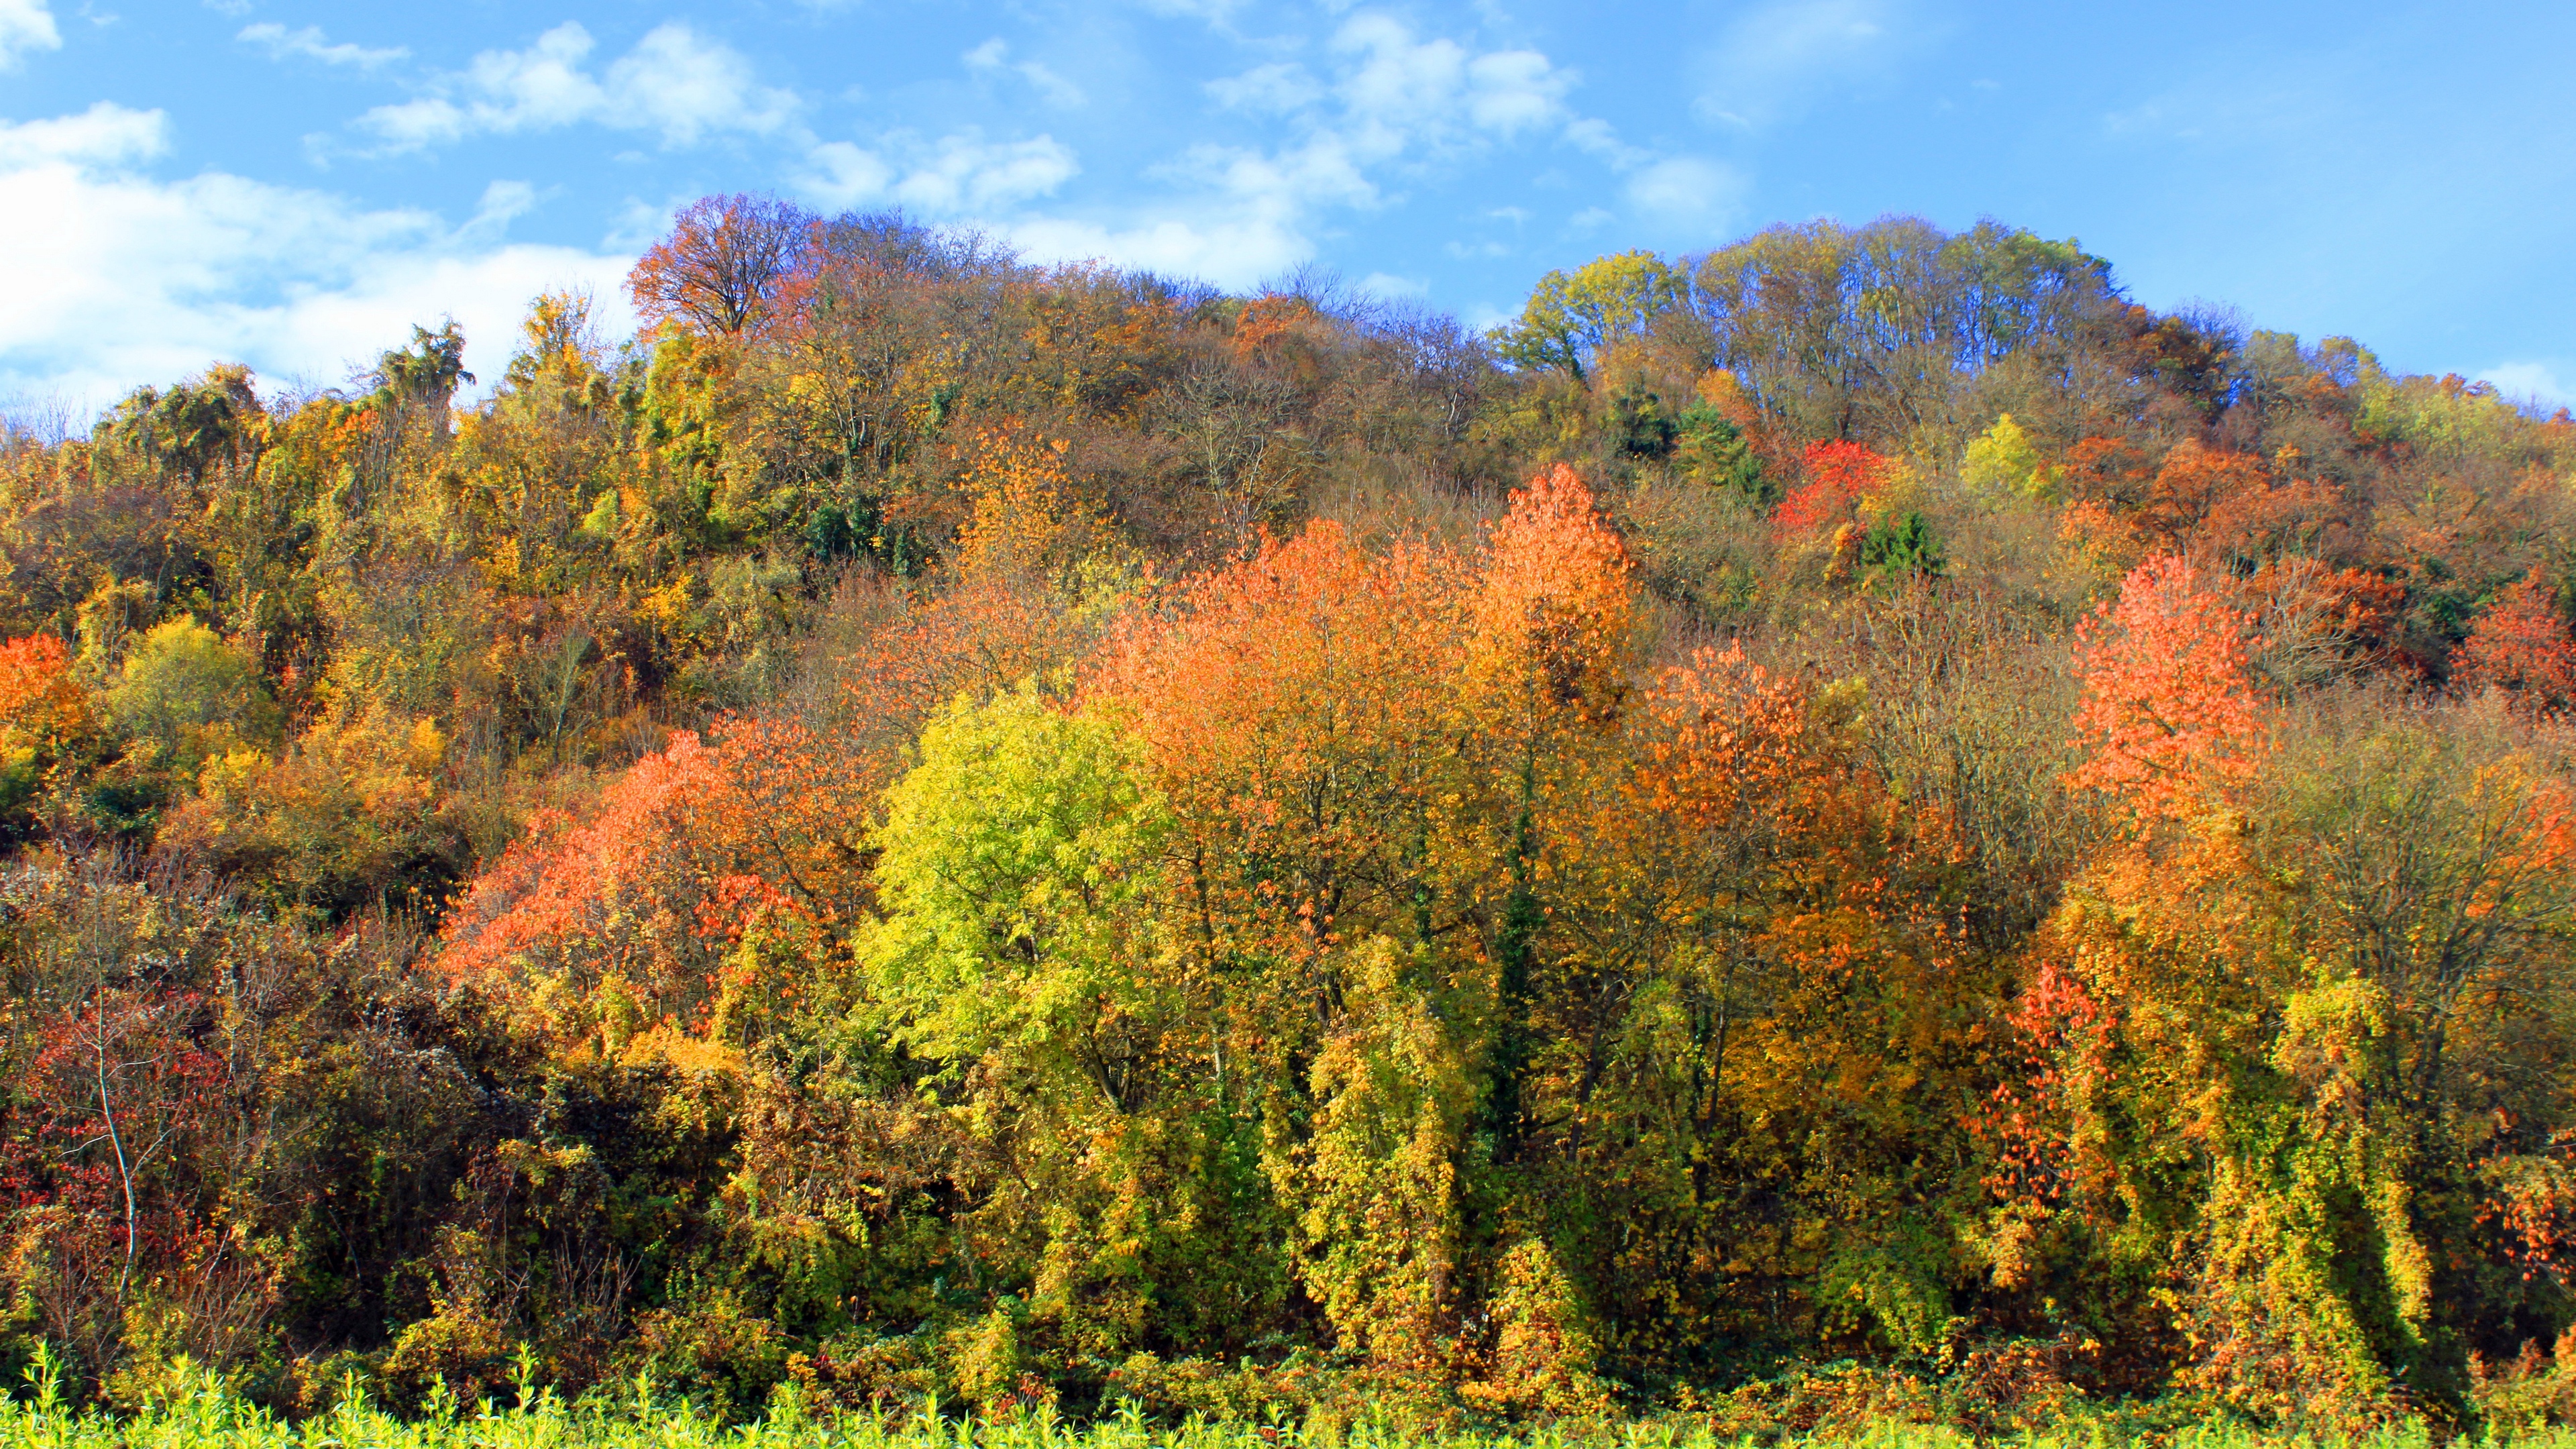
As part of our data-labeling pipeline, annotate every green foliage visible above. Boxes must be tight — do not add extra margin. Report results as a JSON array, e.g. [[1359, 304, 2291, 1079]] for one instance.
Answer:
[[1671, 403, 1768, 502], [863, 684, 1172, 1090], [1491, 251, 1682, 384], [104, 618, 280, 767]]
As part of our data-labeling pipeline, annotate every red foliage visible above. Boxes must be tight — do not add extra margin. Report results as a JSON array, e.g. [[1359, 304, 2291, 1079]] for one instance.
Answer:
[[1774, 441, 1893, 535]]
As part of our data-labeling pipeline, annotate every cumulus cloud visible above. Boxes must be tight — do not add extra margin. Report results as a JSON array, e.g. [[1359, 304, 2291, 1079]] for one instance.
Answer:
[[237, 22, 407, 70], [0, 104, 633, 406], [356, 21, 794, 153], [1328, 13, 1571, 155], [0, 0, 58, 68], [796, 131, 1078, 214]]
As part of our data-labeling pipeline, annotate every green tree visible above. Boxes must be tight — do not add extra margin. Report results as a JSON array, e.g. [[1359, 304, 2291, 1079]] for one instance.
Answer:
[[105, 617, 280, 768], [863, 682, 1173, 1108], [1491, 250, 1682, 384]]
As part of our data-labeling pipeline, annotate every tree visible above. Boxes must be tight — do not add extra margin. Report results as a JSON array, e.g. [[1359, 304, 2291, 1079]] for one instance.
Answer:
[[372, 322, 474, 439], [863, 684, 1172, 1109], [2068, 555, 2273, 822], [627, 193, 812, 336], [1491, 251, 1681, 384], [2455, 578, 2576, 714], [1774, 439, 1893, 535], [1960, 413, 2057, 500]]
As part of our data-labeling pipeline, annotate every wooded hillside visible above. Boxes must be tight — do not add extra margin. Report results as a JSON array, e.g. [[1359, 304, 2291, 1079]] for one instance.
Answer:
[[5, 199, 2576, 1432]]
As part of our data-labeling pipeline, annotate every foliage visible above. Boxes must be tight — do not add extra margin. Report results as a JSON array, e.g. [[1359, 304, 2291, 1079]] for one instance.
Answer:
[[1, 202, 2574, 1437]]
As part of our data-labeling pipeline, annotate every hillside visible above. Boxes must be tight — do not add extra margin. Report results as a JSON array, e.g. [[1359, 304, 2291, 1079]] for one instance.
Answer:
[[3, 199, 2575, 1432]]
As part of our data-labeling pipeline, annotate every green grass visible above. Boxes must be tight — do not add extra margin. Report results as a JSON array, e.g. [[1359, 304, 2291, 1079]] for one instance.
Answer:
[[1, 1373, 2565, 1449]]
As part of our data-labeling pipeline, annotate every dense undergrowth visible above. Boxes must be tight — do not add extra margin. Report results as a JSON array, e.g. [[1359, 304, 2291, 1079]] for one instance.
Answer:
[[5, 199, 2576, 1436]]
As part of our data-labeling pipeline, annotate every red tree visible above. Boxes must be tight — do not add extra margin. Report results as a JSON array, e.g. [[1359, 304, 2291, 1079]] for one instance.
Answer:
[[1774, 441, 1893, 535]]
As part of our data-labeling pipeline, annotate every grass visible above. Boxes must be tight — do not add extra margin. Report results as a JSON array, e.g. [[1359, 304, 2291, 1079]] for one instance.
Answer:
[[1, 1374, 2565, 1449]]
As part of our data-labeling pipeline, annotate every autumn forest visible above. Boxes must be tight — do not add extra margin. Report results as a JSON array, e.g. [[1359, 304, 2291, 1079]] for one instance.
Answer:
[[3, 197, 2576, 1436]]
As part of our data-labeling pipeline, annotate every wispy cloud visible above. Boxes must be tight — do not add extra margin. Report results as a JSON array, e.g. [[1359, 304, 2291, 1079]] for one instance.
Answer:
[[1695, 0, 1901, 129], [963, 38, 1086, 110], [238, 22, 408, 71], [2479, 361, 2575, 411], [799, 130, 1079, 213]]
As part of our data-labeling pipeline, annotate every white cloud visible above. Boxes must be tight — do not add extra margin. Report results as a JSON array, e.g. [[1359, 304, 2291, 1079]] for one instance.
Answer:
[[963, 38, 1085, 110], [796, 131, 1077, 215], [1328, 13, 1570, 156], [1164, 133, 1377, 214], [1206, 62, 1320, 115], [0, 0, 60, 67], [0, 100, 167, 166], [1696, 0, 1898, 128], [1356, 271, 1426, 299], [1119, 11, 1584, 282], [0, 105, 633, 405], [355, 21, 794, 153], [2479, 361, 2575, 410], [1006, 215, 1309, 290], [1624, 155, 1747, 230], [896, 134, 1079, 211], [237, 21, 407, 70]]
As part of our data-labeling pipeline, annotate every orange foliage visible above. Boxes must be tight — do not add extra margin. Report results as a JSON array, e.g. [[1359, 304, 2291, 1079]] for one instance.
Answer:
[[1097, 520, 1457, 960], [2240, 557, 2408, 675], [951, 429, 1116, 588], [1468, 464, 1632, 727], [2068, 555, 2274, 822], [439, 730, 737, 990], [2136, 439, 2269, 545], [1230, 294, 1322, 362], [626, 193, 808, 336], [0, 633, 91, 753], [2457, 578, 2576, 714], [2062, 435, 2151, 502]]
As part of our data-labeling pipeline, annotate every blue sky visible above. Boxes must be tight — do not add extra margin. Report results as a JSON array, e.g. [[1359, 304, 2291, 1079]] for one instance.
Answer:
[[1, 0, 2570, 412]]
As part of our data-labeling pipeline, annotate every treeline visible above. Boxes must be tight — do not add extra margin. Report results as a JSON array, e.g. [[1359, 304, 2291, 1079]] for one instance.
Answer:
[[3, 199, 2576, 1433]]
